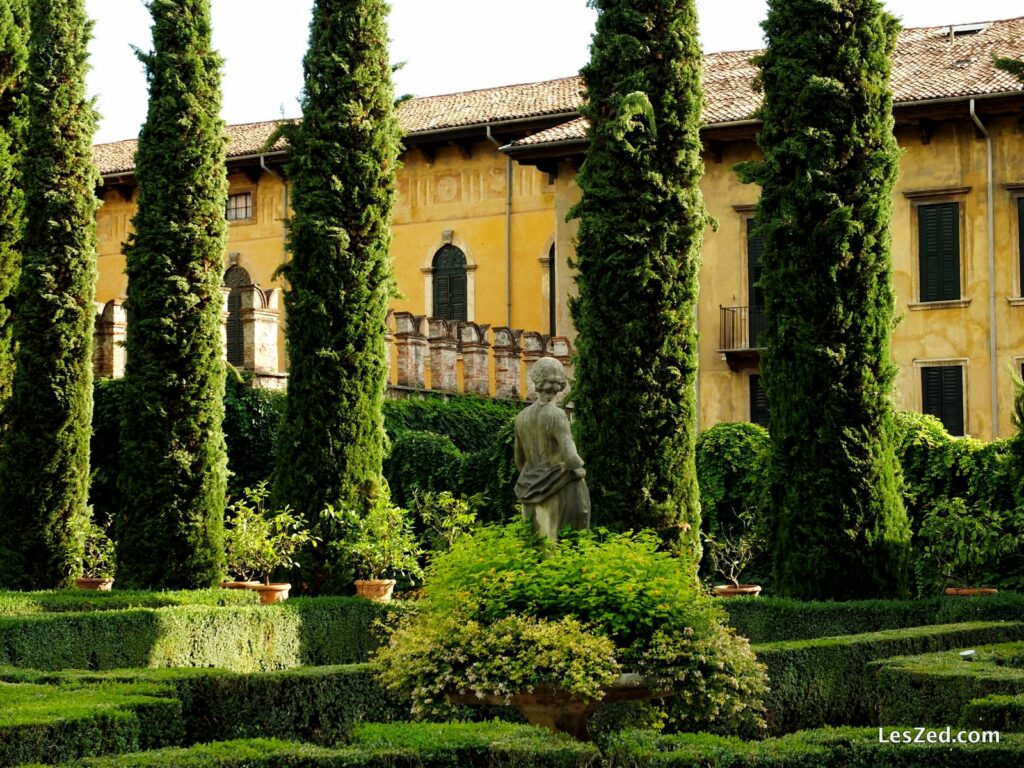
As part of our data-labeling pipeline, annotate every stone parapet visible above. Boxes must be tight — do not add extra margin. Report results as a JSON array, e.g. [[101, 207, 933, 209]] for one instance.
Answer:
[[394, 311, 428, 389], [459, 322, 491, 396]]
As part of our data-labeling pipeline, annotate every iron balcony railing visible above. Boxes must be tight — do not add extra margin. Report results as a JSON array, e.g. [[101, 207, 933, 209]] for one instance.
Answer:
[[719, 305, 766, 352]]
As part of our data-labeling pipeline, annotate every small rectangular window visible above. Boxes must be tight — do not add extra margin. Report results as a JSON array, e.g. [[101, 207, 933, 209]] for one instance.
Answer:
[[918, 202, 960, 302], [921, 365, 964, 436], [226, 192, 253, 222], [749, 374, 770, 428]]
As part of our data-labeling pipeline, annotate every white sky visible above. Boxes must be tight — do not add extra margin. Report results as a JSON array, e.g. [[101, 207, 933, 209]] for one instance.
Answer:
[[86, 0, 1024, 144]]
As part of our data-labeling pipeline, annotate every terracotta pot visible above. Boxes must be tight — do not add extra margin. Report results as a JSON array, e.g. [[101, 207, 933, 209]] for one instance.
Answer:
[[944, 587, 999, 597], [713, 584, 762, 598], [75, 578, 114, 591], [220, 580, 261, 590], [354, 579, 396, 603], [250, 583, 291, 604]]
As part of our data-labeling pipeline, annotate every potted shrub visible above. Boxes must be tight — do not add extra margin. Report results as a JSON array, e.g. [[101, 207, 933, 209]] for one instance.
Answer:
[[326, 496, 423, 602], [701, 508, 764, 597], [76, 520, 116, 591], [918, 498, 1019, 596], [224, 483, 318, 604]]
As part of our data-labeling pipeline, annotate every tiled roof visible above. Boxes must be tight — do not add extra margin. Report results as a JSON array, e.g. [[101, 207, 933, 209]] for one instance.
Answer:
[[94, 119, 290, 176], [95, 16, 1024, 175]]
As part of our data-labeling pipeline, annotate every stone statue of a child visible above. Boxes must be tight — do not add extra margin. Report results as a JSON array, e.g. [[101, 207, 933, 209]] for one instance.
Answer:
[[514, 357, 591, 542]]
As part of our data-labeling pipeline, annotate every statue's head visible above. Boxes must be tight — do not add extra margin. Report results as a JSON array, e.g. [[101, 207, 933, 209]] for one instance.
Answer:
[[531, 356, 566, 396]]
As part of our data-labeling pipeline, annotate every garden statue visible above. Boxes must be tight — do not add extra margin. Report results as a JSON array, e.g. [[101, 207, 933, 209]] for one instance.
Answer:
[[514, 357, 591, 541]]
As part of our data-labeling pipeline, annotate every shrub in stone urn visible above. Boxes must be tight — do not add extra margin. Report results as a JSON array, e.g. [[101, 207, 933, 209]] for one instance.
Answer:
[[374, 521, 767, 739], [76, 519, 116, 591]]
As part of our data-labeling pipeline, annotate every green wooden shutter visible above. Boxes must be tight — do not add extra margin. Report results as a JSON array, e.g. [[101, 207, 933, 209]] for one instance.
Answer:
[[921, 366, 964, 436], [919, 203, 960, 302], [432, 245, 467, 321], [749, 374, 770, 427]]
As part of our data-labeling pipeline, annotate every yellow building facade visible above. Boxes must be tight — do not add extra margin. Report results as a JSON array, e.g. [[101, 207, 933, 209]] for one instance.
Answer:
[[93, 17, 1024, 437]]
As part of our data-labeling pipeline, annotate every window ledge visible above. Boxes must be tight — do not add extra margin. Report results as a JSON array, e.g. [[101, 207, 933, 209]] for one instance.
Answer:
[[1008, 297, 1024, 307], [907, 299, 971, 311]]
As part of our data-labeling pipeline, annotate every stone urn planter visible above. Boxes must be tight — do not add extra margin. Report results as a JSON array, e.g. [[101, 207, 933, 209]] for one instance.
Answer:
[[355, 579, 397, 603], [447, 673, 669, 741], [944, 587, 998, 597], [250, 583, 291, 605], [75, 577, 114, 591], [713, 584, 762, 598]]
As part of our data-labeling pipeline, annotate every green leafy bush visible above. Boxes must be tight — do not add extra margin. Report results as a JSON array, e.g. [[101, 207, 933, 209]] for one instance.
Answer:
[[323, 497, 423, 582], [408, 490, 482, 557], [81, 520, 116, 580], [756, 621, 1024, 733], [376, 522, 767, 735], [222, 373, 285, 498], [695, 422, 770, 540], [224, 484, 318, 583], [383, 396, 521, 452], [382, 430, 463, 508]]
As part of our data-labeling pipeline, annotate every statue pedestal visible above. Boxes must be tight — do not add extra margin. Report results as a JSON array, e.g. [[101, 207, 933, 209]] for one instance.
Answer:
[[448, 673, 668, 741]]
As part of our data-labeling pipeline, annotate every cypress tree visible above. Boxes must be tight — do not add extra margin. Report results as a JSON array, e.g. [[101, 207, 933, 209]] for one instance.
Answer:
[[273, 0, 400, 590], [117, 0, 228, 589], [0, 0, 27, 409], [569, 0, 710, 562], [738, 0, 910, 599], [0, 0, 98, 588]]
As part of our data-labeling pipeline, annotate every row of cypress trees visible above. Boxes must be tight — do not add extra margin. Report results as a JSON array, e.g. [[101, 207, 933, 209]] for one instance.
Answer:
[[0, 0, 398, 591]]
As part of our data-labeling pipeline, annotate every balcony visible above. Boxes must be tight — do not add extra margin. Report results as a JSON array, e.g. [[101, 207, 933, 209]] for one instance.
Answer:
[[718, 305, 765, 371]]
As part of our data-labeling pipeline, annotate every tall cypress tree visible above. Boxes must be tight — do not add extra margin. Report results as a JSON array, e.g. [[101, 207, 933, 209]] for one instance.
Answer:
[[569, 0, 709, 562], [273, 0, 400, 590], [0, 0, 27, 409], [117, 0, 228, 589], [0, 0, 98, 588], [738, 0, 910, 599]]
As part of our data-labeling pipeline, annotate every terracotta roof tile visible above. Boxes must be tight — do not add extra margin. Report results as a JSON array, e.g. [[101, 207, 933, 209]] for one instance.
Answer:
[[95, 16, 1024, 175]]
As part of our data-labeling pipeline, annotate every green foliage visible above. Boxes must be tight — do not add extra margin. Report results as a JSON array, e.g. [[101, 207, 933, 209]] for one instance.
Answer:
[[224, 483, 319, 583], [383, 430, 463, 507], [376, 522, 767, 735], [996, 56, 1024, 85], [222, 371, 285, 498], [695, 422, 770, 538], [383, 395, 522, 452], [323, 496, 423, 582], [701, 508, 765, 588], [603, 727, 1024, 767], [722, 593, 1024, 644], [755, 621, 1024, 733], [81, 520, 116, 579], [0, 589, 256, 616], [409, 489, 482, 557], [0, 0, 27, 407], [0, 0, 100, 589], [569, 0, 709, 555], [88, 378, 124, 528], [272, 0, 401, 577], [916, 498, 1023, 591], [118, 0, 229, 590], [871, 642, 1024, 729], [962, 693, 1024, 732], [738, 0, 910, 599]]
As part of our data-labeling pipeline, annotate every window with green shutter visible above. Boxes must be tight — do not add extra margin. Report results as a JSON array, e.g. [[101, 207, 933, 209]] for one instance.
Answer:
[[749, 374, 770, 428], [1018, 198, 1024, 295], [224, 265, 250, 367], [918, 202, 960, 302], [921, 365, 964, 436], [432, 244, 467, 322]]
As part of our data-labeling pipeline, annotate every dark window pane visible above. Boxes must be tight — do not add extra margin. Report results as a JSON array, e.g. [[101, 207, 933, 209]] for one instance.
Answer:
[[750, 374, 770, 428], [918, 203, 960, 302], [921, 365, 964, 436], [226, 192, 252, 222]]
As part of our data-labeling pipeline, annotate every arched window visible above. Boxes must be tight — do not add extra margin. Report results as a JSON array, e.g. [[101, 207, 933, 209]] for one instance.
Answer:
[[432, 244, 467, 321], [224, 265, 250, 367]]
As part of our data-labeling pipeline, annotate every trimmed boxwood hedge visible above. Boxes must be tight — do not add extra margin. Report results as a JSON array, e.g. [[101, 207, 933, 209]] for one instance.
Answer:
[[962, 694, 1024, 732], [724, 593, 1024, 644], [602, 727, 1024, 767], [755, 621, 1024, 733], [871, 643, 1024, 728], [0, 589, 257, 616], [46, 722, 598, 767], [0, 597, 403, 671]]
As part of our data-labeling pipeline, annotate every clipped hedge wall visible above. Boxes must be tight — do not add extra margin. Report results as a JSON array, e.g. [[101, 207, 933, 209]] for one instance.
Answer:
[[755, 621, 1024, 733], [962, 694, 1024, 732], [723, 593, 1024, 644], [603, 727, 1024, 767], [383, 430, 463, 508], [0, 597, 400, 671], [0, 589, 257, 616], [871, 643, 1024, 728], [48, 722, 598, 767]]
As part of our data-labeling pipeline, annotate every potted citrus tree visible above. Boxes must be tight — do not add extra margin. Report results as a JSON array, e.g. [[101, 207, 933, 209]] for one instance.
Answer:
[[326, 497, 423, 602], [224, 483, 318, 604], [76, 519, 116, 591], [702, 508, 765, 597]]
